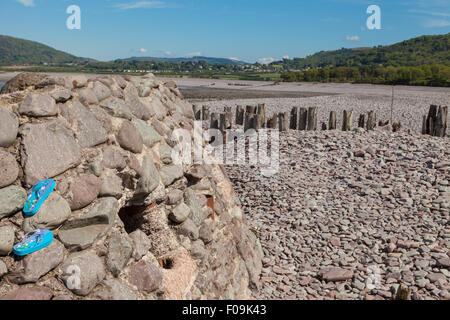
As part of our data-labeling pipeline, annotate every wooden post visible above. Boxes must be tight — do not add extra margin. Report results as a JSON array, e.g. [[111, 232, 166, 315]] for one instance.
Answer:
[[209, 113, 220, 145], [379, 120, 389, 127], [278, 113, 284, 132], [422, 115, 427, 135], [284, 111, 290, 131], [224, 106, 232, 129], [236, 105, 245, 126], [267, 114, 278, 129], [273, 114, 279, 129], [257, 103, 266, 127], [425, 105, 438, 135], [244, 112, 251, 131], [358, 114, 365, 128], [251, 114, 257, 131], [424, 105, 448, 137], [307, 107, 318, 131], [342, 110, 353, 131], [278, 112, 289, 132], [298, 107, 308, 131], [367, 111, 377, 131], [202, 105, 210, 121], [193, 105, 202, 120], [219, 113, 226, 132], [266, 116, 271, 129], [219, 113, 227, 143], [435, 106, 448, 137], [328, 111, 336, 130], [394, 283, 411, 301], [290, 107, 298, 130], [254, 114, 263, 131], [246, 105, 257, 115], [266, 116, 272, 129], [392, 122, 402, 133], [210, 112, 219, 129], [244, 112, 257, 131]]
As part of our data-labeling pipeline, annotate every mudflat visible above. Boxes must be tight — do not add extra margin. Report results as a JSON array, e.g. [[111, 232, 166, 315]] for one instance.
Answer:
[[179, 87, 335, 101]]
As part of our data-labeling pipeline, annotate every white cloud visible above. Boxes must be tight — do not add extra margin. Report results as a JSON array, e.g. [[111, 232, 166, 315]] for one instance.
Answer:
[[258, 57, 275, 65], [16, 0, 35, 7], [423, 19, 450, 27], [115, 1, 167, 10], [346, 35, 360, 41], [229, 57, 240, 61], [283, 55, 290, 60], [412, 0, 450, 9], [186, 52, 202, 57], [408, 6, 450, 28], [138, 48, 148, 53], [164, 51, 173, 56], [409, 9, 450, 17]]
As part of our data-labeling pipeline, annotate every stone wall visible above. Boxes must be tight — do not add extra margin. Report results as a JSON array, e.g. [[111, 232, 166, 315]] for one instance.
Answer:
[[0, 73, 262, 300]]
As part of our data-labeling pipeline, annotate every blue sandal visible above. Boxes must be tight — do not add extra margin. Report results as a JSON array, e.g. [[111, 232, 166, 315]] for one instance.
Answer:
[[23, 179, 56, 216], [13, 229, 54, 256]]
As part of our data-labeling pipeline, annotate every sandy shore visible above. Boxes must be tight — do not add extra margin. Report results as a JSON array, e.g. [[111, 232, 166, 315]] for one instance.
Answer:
[[159, 76, 450, 95], [179, 87, 335, 101]]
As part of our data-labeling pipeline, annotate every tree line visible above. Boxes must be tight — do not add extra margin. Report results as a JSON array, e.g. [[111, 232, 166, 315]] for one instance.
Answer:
[[280, 65, 450, 87]]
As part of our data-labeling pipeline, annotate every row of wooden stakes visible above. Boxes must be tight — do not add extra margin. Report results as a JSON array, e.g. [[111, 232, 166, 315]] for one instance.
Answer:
[[422, 105, 448, 138], [193, 104, 400, 133]]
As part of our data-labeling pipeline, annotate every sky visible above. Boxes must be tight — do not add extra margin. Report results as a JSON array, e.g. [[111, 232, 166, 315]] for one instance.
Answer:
[[0, 0, 449, 63]]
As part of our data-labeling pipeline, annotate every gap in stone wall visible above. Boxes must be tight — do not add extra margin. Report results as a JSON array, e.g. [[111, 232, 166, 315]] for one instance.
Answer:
[[118, 201, 156, 234]]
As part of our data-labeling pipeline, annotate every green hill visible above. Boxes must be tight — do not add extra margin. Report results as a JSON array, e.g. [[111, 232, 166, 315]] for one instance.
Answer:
[[0, 35, 92, 66], [276, 33, 450, 69]]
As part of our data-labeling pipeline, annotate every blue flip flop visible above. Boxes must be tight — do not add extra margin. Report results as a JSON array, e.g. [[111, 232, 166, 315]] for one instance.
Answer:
[[23, 179, 56, 216], [13, 229, 53, 256]]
